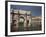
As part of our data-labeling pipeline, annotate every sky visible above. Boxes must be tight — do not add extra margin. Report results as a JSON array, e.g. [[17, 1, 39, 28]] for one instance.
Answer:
[[11, 5, 42, 16]]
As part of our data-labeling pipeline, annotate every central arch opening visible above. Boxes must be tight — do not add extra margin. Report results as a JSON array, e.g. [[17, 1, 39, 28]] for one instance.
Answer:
[[18, 16, 25, 31]]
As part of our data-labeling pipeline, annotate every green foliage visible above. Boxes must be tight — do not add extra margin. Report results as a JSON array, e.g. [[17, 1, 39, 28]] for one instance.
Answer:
[[18, 22, 24, 31], [29, 24, 32, 31]]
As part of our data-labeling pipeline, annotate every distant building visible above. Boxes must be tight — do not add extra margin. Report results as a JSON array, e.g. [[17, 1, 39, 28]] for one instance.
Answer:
[[32, 16, 41, 25], [31, 16, 41, 30]]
